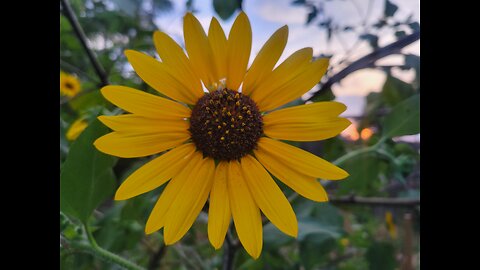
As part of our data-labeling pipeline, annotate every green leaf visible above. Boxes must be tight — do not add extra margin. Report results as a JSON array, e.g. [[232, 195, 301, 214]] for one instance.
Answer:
[[360, 33, 379, 48], [366, 242, 396, 270], [306, 6, 318, 25], [395, 30, 406, 38], [294, 204, 344, 269], [310, 87, 335, 102], [70, 91, 110, 114], [338, 155, 387, 196], [381, 75, 415, 106], [409, 22, 420, 31], [299, 233, 336, 270], [383, 94, 420, 138], [384, 0, 398, 17], [263, 223, 293, 250], [60, 119, 117, 223], [213, 0, 241, 20]]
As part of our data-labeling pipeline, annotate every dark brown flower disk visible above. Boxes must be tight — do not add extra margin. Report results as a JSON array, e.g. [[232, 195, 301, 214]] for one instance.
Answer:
[[189, 89, 263, 161]]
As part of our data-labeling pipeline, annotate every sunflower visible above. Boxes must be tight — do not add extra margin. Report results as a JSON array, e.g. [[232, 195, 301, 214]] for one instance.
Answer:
[[60, 71, 81, 97], [94, 12, 350, 258], [66, 118, 88, 141]]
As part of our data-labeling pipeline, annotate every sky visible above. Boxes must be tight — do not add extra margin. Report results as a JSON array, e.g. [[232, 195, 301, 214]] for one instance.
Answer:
[[153, 0, 419, 118]]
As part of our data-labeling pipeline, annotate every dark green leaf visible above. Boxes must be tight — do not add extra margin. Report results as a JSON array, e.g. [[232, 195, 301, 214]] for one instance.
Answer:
[[295, 203, 344, 240], [213, 0, 241, 20], [360, 34, 379, 48], [295, 204, 344, 269], [373, 19, 387, 29], [395, 30, 406, 38], [384, 0, 398, 17], [359, 92, 383, 130], [338, 155, 387, 196], [381, 75, 415, 106], [292, 0, 306, 5], [310, 87, 335, 102], [366, 242, 396, 270], [306, 6, 318, 25], [409, 22, 420, 31], [70, 90, 110, 113], [383, 94, 420, 138], [263, 223, 293, 250], [299, 233, 336, 270], [60, 119, 117, 223]]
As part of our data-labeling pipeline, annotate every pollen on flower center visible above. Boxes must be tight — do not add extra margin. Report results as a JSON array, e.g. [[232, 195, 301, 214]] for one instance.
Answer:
[[189, 89, 263, 161]]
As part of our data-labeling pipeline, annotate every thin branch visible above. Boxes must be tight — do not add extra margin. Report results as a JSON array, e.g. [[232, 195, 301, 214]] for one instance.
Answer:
[[60, 0, 109, 87], [308, 31, 420, 101], [148, 243, 167, 270], [329, 195, 420, 207], [60, 59, 99, 83], [222, 226, 239, 270]]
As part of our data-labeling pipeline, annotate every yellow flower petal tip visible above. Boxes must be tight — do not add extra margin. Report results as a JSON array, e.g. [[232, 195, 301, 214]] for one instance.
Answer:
[[66, 119, 88, 141], [113, 189, 129, 201], [144, 227, 158, 235], [123, 49, 136, 58], [94, 11, 351, 259]]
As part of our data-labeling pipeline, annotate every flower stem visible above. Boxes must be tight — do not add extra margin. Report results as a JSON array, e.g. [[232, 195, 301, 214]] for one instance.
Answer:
[[83, 224, 145, 270], [332, 141, 383, 166], [222, 226, 239, 270]]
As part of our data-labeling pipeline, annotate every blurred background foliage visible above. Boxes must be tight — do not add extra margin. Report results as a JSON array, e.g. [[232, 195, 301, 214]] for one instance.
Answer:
[[60, 0, 420, 269]]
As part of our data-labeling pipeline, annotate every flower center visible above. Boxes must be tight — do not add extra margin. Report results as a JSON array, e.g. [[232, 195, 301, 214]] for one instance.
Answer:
[[190, 89, 263, 161], [65, 82, 74, 89]]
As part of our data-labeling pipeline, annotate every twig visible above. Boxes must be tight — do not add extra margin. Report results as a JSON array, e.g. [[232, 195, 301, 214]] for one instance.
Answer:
[[222, 226, 239, 270], [60, 0, 109, 87], [148, 243, 167, 270], [60, 59, 99, 83], [329, 195, 419, 207], [308, 31, 420, 101]]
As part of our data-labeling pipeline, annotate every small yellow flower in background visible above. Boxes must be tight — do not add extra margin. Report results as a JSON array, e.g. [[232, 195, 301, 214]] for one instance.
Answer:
[[94, 12, 351, 259], [340, 238, 350, 247], [60, 71, 81, 97], [66, 119, 88, 141], [385, 211, 397, 239]]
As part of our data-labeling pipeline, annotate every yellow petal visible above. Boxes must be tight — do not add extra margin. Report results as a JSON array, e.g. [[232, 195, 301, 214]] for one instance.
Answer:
[[208, 17, 228, 86], [256, 58, 330, 111], [66, 119, 88, 141], [241, 155, 298, 237], [264, 102, 351, 141], [164, 157, 215, 245], [228, 160, 262, 259], [243, 25, 288, 96], [250, 47, 312, 105], [183, 13, 217, 89], [98, 115, 189, 133], [125, 50, 201, 104], [254, 148, 328, 202], [226, 12, 252, 91], [208, 161, 231, 249], [115, 143, 196, 200], [264, 118, 351, 141], [264, 101, 347, 124], [145, 151, 204, 234], [94, 131, 189, 158], [100, 85, 191, 119], [153, 31, 203, 97], [257, 137, 349, 180]]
